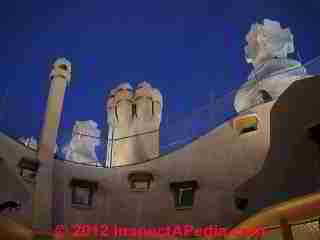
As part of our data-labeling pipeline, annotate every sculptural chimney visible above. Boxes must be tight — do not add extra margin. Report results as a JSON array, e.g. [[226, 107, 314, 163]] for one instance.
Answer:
[[105, 82, 162, 167], [32, 58, 71, 231], [234, 19, 307, 113]]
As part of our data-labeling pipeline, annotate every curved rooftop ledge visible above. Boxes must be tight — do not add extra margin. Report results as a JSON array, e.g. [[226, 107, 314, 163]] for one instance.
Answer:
[[0, 98, 270, 170], [0, 56, 319, 168], [53, 101, 271, 175], [0, 60, 319, 169], [226, 192, 320, 240]]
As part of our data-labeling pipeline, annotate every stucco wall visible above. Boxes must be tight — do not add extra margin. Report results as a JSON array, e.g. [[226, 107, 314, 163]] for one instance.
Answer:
[[235, 76, 320, 212], [51, 101, 271, 228], [0, 133, 35, 227], [2, 76, 320, 231]]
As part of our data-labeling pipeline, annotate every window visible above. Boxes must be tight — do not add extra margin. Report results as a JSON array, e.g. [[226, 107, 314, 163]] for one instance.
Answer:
[[308, 124, 320, 145], [233, 115, 258, 135], [170, 180, 198, 210], [70, 179, 98, 208], [234, 197, 248, 211], [128, 172, 153, 192], [17, 158, 40, 183]]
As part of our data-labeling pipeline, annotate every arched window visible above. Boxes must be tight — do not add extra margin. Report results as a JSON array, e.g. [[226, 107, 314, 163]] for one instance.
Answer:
[[258, 89, 272, 103]]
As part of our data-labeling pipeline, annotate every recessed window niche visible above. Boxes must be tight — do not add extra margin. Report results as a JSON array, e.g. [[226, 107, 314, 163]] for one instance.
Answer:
[[69, 179, 98, 208], [234, 197, 249, 211], [170, 180, 199, 210], [307, 123, 320, 145], [17, 157, 40, 183], [233, 114, 258, 135], [128, 171, 154, 192]]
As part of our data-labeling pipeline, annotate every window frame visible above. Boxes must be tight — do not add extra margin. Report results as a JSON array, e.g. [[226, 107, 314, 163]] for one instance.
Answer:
[[17, 158, 40, 183], [233, 113, 259, 136], [170, 180, 199, 210], [69, 179, 98, 208], [128, 171, 154, 192]]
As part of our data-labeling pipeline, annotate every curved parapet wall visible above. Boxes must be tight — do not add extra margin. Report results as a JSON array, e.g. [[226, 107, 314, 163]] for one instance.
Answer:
[[105, 82, 163, 167], [1, 76, 320, 232], [226, 192, 320, 240], [18, 136, 58, 154], [52, 76, 320, 229]]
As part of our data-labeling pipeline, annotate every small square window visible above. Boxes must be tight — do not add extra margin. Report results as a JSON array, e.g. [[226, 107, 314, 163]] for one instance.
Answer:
[[170, 181, 198, 210], [70, 179, 98, 208], [178, 187, 194, 208], [72, 187, 91, 206], [234, 197, 248, 211], [17, 158, 40, 183], [233, 115, 258, 135], [133, 181, 149, 190], [128, 172, 153, 192], [21, 169, 37, 180], [308, 124, 320, 145]]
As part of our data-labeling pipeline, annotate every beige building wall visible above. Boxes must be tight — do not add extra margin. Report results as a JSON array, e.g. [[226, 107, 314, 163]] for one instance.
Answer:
[[0, 76, 320, 232], [234, 76, 320, 211]]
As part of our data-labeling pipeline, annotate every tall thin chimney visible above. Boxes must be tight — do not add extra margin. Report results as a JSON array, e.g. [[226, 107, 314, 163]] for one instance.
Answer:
[[32, 58, 71, 231]]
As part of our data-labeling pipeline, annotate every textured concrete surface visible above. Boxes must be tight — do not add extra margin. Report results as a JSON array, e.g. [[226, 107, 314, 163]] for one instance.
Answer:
[[0, 76, 320, 235]]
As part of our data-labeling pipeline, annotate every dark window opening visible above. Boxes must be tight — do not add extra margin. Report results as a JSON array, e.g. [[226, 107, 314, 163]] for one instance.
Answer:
[[308, 124, 320, 145], [132, 104, 137, 118], [72, 187, 91, 205], [18, 158, 40, 183], [179, 188, 194, 207], [258, 90, 272, 103], [70, 179, 98, 208], [234, 115, 258, 135], [240, 125, 257, 134], [235, 197, 248, 211], [128, 172, 153, 192], [170, 180, 198, 210]]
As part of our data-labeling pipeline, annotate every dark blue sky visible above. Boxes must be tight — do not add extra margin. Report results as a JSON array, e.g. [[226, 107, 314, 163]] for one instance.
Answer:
[[1, 0, 320, 141]]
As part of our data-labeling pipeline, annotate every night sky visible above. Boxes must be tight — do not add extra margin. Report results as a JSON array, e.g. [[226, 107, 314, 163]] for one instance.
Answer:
[[1, 1, 320, 147]]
